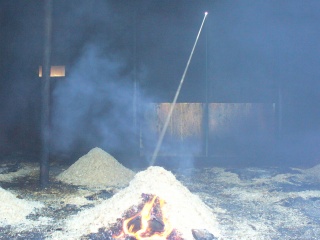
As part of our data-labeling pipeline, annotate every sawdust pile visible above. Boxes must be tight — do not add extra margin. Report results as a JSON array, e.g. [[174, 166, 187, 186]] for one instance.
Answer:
[[301, 163, 320, 180], [0, 163, 39, 182], [51, 166, 220, 240], [0, 186, 43, 225], [56, 147, 135, 188]]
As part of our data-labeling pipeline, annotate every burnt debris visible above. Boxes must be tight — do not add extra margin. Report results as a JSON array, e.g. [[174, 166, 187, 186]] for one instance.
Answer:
[[192, 229, 218, 240]]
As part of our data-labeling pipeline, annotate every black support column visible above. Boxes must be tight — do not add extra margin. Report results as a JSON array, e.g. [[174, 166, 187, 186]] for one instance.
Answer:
[[40, 0, 52, 188]]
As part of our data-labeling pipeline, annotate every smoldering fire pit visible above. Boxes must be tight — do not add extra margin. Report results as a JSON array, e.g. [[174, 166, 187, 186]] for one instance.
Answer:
[[111, 194, 176, 239], [51, 166, 221, 240], [100, 193, 183, 239], [85, 193, 217, 240]]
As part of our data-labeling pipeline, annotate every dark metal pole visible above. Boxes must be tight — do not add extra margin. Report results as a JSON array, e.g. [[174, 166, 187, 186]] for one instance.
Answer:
[[132, 7, 139, 156], [40, 0, 52, 188], [203, 15, 209, 157], [277, 81, 283, 139]]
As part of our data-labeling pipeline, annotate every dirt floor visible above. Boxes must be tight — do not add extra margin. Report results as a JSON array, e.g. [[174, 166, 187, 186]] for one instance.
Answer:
[[0, 161, 320, 240]]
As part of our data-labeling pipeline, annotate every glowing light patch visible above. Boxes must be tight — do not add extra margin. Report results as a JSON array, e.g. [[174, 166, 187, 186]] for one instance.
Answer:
[[39, 66, 65, 77]]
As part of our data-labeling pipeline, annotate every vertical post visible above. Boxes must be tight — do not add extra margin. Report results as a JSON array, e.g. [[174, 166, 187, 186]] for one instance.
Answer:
[[132, 7, 140, 157], [203, 16, 209, 157], [40, 0, 52, 188], [277, 81, 283, 139]]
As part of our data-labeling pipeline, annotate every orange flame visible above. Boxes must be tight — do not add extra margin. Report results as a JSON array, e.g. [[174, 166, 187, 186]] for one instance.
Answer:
[[114, 195, 173, 239]]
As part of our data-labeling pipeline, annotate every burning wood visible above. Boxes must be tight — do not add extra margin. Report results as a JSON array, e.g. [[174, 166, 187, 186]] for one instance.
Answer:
[[111, 194, 183, 240], [51, 166, 221, 240]]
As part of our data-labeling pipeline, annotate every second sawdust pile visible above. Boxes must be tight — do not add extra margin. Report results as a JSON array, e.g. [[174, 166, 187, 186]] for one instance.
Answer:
[[56, 147, 135, 188]]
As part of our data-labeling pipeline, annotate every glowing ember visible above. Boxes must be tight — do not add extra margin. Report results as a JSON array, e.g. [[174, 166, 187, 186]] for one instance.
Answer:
[[114, 194, 173, 239]]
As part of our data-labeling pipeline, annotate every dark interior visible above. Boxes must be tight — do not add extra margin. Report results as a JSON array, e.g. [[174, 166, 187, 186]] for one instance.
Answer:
[[1, 0, 319, 170], [1, 1, 320, 239]]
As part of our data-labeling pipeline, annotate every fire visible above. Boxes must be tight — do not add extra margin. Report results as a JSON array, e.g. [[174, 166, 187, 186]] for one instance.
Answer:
[[114, 195, 173, 239]]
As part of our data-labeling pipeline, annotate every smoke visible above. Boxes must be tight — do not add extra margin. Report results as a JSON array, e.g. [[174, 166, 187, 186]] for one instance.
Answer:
[[1, 0, 320, 167], [51, 44, 139, 157], [48, 0, 210, 166], [206, 0, 320, 166], [50, 42, 201, 168]]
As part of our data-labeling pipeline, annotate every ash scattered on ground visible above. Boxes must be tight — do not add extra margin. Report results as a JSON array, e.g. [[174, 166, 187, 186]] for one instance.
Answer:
[[1, 161, 320, 239]]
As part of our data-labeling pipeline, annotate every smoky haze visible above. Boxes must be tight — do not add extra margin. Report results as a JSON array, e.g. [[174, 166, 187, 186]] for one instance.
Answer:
[[49, 0, 210, 166], [208, 0, 320, 166], [0, 0, 319, 168]]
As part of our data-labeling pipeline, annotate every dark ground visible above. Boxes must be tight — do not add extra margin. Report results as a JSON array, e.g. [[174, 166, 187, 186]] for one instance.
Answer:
[[0, 160, 320, 240]]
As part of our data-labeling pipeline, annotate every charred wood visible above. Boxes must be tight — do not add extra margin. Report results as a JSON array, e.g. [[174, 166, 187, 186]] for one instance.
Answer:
[[192, 229, 218, 240]]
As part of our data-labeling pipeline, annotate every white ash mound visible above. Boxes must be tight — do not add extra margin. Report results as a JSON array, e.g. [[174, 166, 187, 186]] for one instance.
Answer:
[[56, 147, 135, 188], [301, 163, 320, 180], [51, 166, 220, 240], [0, 186, 43, 226]]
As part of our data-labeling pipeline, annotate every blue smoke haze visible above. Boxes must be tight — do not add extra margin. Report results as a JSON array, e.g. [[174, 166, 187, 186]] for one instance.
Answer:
[[51, 44, 143, 155], [0, 0, 320, 167]]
